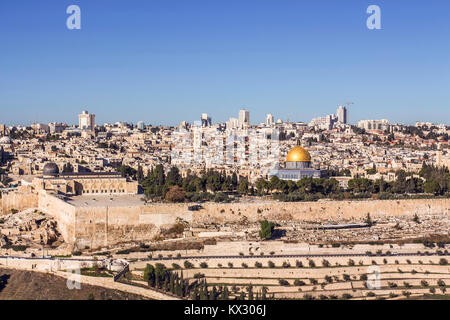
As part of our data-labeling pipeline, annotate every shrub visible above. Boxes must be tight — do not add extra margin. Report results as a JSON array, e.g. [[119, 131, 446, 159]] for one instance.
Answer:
[[228, 262, 233, 268], [308, 260, 316, 268], [254, 262, 263, 268], [341, 293, 352, 300], [183, 261, 194, 269], [439, 258, 448, 265], [282, 261, 291, 268], [278, 279, 290, 286], [348, 259, 355, 266], [193, 273, 205, 279], [267, 261, 275, 268], [322, 260, 330, 267], [241, 263, 248, 268], [296, 260, 303, 268], [165, 186, 186, 203], [199, 262, 208, 268], [294, 279, 306, 286], [402, 291, 411, 298], [388, 282, 398, 288]]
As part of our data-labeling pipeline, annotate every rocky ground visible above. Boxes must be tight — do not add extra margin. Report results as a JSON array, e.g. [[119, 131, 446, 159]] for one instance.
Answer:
[[0, 209, 64, 250], [187, 212, 450, 244]]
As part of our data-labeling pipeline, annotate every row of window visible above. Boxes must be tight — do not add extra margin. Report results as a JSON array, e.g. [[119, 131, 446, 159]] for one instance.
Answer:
[[82, 189, 126, 194]]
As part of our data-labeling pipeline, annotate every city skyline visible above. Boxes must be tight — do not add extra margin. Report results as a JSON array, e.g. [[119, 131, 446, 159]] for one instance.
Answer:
[[1, 1, 449, 126]]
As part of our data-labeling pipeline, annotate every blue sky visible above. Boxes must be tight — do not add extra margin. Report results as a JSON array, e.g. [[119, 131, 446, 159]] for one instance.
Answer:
[[0, 0, 449, 126]]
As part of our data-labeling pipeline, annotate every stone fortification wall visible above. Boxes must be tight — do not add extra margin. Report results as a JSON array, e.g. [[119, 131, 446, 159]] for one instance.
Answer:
[[0, 188, 38, 214], [2, 188, 449, 250], [38, 191, 77, 243], [144, 198, 450, 224], [70, 205, 193, 249]]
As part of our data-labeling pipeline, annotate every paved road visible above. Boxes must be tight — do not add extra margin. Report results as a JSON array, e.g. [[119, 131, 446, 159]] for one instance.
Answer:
[[0, 255, 98, 262], [2, 252, 448, 263]]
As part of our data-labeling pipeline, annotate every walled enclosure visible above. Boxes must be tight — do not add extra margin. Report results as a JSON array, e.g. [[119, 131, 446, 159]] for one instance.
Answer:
[[1, 190, 449, 249]]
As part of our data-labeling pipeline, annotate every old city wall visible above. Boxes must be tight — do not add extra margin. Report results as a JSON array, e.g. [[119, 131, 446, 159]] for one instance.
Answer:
[[0, 189, 38, 215], [71, 205, 193, 249], [38, 191, 77, 243], [3, 188, 449, 249], [144, 198, 450, 224], [77, 198, 449, 249]]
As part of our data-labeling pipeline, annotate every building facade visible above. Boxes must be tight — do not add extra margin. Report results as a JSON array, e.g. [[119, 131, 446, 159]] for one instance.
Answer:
[[271, 145, 327, 181]]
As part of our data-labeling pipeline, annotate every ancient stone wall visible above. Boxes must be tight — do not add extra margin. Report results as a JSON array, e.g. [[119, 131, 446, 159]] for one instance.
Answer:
[[0, 188, 38, 215], [38, 191, 77, 244], [2, 188, 449, 250], [143, 198, 450, 224], [71, 205, 194, 249]]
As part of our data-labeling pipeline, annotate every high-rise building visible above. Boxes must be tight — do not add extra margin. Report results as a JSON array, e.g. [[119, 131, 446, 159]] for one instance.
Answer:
[[336, 106, 347, 124], [137, 121, 145, 130], [309, 114, 337, 130], [357, 119, 390, 131], [239, 110, 250, 128], [0, 124, 5, 136], [78, 110, 95, 131], [266, 114, 274, 127], [226, 117, 239, 129], [201, 113, 212, 127]]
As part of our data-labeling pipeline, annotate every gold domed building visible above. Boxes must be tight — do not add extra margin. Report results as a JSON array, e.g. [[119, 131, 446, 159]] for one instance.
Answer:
[[270, 143, 327, 181]]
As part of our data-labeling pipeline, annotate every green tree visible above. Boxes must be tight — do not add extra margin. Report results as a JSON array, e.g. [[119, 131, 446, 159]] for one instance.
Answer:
[[259, 220, 276, 240]]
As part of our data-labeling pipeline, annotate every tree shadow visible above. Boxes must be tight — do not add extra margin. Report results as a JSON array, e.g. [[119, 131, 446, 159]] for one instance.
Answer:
[[0, 274, 11, 292], [272, 229, 286, 240]]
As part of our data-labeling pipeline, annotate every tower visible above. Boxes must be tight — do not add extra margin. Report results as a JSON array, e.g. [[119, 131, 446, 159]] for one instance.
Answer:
[[78, 110, 95, 131], [337, 106, 347, 124], [239, 110, 250, 128]]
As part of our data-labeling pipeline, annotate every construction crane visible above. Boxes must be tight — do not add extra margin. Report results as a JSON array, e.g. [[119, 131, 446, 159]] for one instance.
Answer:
[[345, 101, 354, 108]]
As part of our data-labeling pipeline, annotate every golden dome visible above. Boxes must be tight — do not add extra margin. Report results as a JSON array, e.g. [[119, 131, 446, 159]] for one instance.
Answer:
[[286, 146, 311, 162]]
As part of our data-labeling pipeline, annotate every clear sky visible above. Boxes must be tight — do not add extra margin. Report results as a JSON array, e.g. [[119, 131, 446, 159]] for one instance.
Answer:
[[0, 0, 449, 126]]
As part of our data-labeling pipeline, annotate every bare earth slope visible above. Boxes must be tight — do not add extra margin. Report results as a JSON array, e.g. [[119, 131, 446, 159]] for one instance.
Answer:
[[0, 268, 148, 300]]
